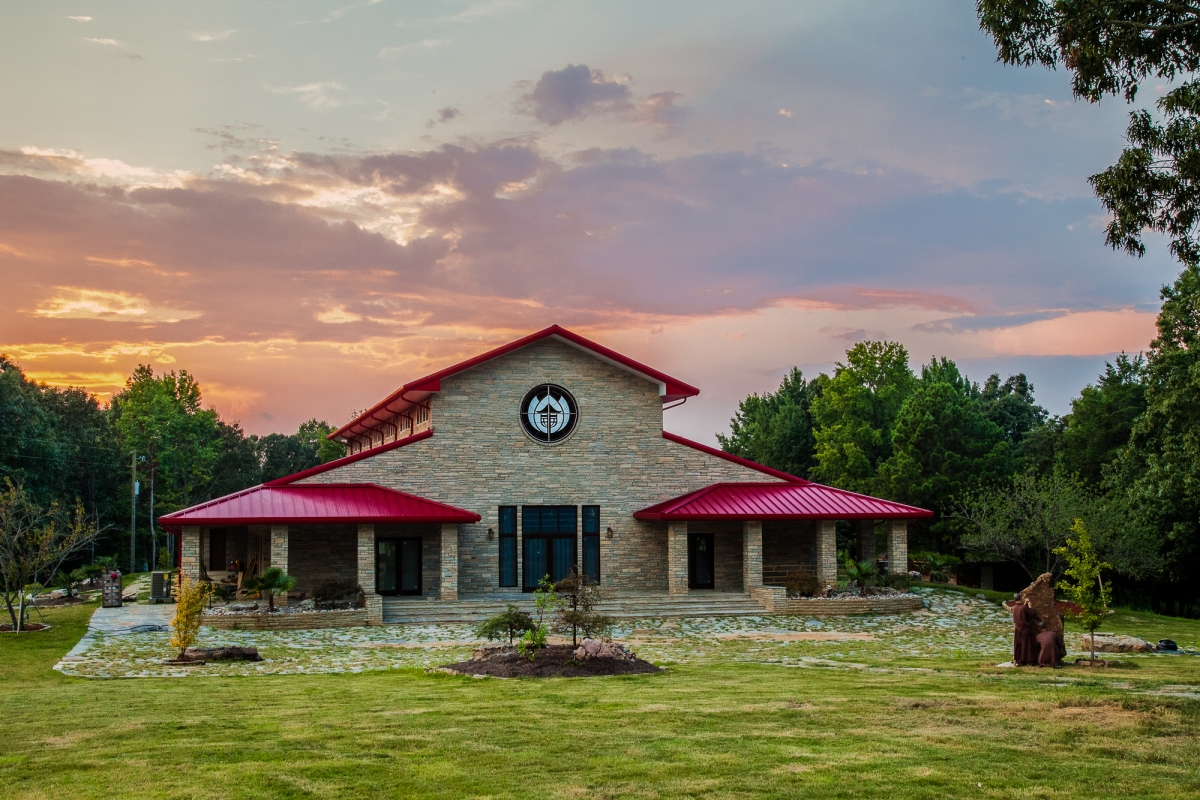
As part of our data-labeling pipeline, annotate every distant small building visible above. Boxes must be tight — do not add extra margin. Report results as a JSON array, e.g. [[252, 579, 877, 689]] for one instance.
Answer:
[[164, 325, 931, 623]]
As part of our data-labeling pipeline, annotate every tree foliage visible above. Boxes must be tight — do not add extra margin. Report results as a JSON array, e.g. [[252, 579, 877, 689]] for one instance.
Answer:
[[475, 602, 536, 646], [716, 368, 818, 477], [810, 341, 916, 493], [979, 1, 1200, 264], [1060, 354, 1148, 484], [170, 574, 214, 659]]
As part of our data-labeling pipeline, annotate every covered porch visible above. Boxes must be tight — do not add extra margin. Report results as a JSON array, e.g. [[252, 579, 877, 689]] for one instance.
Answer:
[[634, 482, 932, 601], [161, 483, 480, 624]]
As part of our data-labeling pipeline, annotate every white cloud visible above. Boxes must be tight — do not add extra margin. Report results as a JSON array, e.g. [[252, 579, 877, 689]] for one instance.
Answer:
[[379, 39, 451, 58], [83, 37, 122, 45], [190, 30, 236, 42], [269, 82, 346, 111], [33, 288, 200, 323], [317, 306, 363, 324], [778, 108, 794, 118], [68, 16, 93, 22]]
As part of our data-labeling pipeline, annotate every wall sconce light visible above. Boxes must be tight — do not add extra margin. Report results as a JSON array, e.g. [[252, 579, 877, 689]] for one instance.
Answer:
[[605, 526, 614, 539], [487, 528, 494, 540]]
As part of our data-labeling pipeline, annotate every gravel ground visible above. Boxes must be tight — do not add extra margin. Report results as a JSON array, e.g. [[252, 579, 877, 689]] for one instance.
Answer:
[[50, 588, 1122, 679]]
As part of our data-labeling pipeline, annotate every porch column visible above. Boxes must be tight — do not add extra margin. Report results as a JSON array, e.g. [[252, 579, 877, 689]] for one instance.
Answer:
[[888, 520, 908, 577], [180, 526, 201, 582], [440, 522, 459, 601], [270, 524, 289, 608], [742, 520, 763, 592], [667, 522, 688, 597], [858, 520, 875, 564], [816, 520, 838, 589], [358, 523, 382, 625]]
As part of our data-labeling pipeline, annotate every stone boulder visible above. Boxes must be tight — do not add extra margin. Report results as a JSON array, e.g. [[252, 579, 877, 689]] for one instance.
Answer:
[[1019, 573, 1062, 633], [573, 637, 636, 662], [1080, 634, 1155, 653]]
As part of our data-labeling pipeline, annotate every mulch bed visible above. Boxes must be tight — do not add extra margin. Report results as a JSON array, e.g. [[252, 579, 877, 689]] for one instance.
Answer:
[[439, 644, 661, 678], [0, 623, 50, 632]]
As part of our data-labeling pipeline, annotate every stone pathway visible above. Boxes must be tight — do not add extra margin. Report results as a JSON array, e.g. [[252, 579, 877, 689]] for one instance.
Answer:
[[50, 588, 1193, 680]]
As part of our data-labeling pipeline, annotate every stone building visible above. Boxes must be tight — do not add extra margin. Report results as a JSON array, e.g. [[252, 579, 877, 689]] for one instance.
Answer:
[[164, 325, 931, 623]]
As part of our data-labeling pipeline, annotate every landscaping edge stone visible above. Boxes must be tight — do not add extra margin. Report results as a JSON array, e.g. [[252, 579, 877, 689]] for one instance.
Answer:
[[202, 608, 367, 630]]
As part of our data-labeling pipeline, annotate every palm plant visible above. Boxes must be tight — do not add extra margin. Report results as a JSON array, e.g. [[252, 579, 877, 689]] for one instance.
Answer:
[[53, 568, 87, 598], [243, 567, 296, 612], [842, 556, 879, 597]]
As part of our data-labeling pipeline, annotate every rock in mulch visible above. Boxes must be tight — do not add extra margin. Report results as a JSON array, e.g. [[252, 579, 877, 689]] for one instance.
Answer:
[[1080, 634, 1156, 653], [438, 644, 660, 678], [172, 646, 263, 663]]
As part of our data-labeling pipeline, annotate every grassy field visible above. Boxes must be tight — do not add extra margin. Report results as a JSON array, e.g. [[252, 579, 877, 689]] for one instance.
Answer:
[[2, 600, 1198, 799]]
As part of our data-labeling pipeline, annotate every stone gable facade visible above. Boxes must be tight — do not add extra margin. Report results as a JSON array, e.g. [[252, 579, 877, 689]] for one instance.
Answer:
[[299, 337, 785, 593]]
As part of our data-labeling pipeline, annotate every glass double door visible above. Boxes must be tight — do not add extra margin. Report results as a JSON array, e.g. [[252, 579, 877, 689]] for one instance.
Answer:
[[377, 537, 422, 596], [523, 536, 576, 590]]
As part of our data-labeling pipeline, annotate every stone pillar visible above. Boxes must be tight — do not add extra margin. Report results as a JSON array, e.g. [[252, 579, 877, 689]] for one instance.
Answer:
[[742, 520, 763, 592], [888, 520, 908, 577], [816, 520, 838, 589], [180, 526, 201, 582], [667, 522, 688, 597], [271, 524, 289, 608], [858, 520, 875, 564], [358, 523, 382, 625], [440, 522, 459, 601]]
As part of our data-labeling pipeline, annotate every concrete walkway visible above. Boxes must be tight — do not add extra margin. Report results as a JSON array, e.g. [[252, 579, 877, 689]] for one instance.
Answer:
[[55, 577, 174, 671]]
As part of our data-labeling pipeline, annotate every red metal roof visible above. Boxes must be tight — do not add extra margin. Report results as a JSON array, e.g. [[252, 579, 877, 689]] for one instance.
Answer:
[[662, 431, 806, 483], [159, 482, 480, 527], [266, 429, 432, 486], [634, 482, 933, 521], [332, 325, 700, 441]]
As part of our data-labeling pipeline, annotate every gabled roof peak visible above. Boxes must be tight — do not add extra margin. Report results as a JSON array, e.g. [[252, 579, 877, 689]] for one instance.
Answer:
[[332, 325, 699, 441]]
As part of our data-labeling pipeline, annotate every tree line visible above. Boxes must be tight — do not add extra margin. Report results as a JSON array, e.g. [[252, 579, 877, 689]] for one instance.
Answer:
[[720, 266, 1200, 615], [0, 358, 345, 572]]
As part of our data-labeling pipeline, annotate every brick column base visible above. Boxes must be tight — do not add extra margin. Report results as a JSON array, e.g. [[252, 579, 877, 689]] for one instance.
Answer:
[[888, 520, 908, 577], [271, 524, 289, 609], [357, 523, 382, 624], [668, 522, 688, 597], [440, 523, 459, 601], [742, 520, 763, 593], [816, 520, 837, 590], [181, 526, 201, 582]]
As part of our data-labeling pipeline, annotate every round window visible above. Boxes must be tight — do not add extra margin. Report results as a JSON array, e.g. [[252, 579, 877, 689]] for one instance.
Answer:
[[519, 384, 579, 444]]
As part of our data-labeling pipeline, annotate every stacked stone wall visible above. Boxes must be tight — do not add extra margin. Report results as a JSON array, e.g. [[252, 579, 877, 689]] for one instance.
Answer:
[[299, 338, 785, 593], [286, 524, 357, 593], [202, 609, 366, 630]]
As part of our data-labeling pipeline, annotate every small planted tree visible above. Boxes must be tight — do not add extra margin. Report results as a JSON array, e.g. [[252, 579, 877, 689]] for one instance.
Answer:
[[0, 480, 99, 632], [243, 567, 296, 612], [170, 574, 213, 661], [1054, 519, 1112, 664], [554, 569, 613, 647], [517, 576, 560, 661], [475, 602, 536, 646]]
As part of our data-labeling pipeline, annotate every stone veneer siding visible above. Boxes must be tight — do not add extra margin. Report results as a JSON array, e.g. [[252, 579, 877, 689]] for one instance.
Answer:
[[298, 338, 785, 594], [286, 524, 358, 594]]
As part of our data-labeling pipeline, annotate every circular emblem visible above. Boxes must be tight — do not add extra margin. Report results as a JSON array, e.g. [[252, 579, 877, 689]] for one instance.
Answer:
[[520, 384, 579, 443]]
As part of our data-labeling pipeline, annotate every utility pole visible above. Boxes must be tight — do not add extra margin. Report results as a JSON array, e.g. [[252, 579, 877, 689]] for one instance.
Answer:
[[130, 451, 137, 573], [149, 460, 156, 572]]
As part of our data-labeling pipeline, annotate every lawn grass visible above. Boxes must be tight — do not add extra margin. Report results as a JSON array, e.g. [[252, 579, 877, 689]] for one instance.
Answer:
[[2, 599, 1198, 799]]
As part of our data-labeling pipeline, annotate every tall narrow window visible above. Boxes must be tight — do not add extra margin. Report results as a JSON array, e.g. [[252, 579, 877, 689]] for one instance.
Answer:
[[499, 506, 517, 588], [582, 505, 600, 584]]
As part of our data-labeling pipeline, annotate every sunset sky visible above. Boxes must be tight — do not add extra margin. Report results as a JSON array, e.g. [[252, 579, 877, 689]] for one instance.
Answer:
[[0, 1, 1180, 444]]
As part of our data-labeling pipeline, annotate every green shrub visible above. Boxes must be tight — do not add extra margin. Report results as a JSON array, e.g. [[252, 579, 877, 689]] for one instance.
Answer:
[[313, 580, 361, 603], [475, 603, 536, 645], [784, 570, 819, 597], [882, 573, 911, 591], [243, 567, 296, 612]]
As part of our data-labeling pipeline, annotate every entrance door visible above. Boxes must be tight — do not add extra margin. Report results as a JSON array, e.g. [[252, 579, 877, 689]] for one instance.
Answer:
[[209, 529, 227, 572], [688, 533, 715, 589], [377, 537, 422, 595], [523, 536, 576, 590]]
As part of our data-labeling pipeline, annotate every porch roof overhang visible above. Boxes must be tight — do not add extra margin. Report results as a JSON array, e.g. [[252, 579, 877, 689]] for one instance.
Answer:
[[633, 482, 934, 521], [159, 483, 481, 528]]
